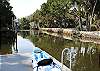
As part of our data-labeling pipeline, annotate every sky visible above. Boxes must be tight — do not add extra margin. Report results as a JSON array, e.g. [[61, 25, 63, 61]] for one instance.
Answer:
[[9, 0, 47, 18]]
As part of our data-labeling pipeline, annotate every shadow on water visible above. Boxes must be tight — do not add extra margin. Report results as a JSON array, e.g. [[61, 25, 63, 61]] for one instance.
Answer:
[[19, 30, 100, 71], [0, 31, 16, 55]]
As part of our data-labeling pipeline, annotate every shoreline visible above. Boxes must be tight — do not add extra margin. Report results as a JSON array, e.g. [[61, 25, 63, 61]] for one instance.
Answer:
[[40, 28, 100, 39]]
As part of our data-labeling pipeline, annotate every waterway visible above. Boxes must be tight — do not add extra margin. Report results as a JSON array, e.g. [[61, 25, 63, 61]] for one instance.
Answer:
[[0, 30, 100, 71]]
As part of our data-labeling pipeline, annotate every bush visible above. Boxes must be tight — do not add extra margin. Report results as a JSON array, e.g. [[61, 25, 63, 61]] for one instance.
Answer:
[[91, 25, 97, 31], [93, 19, 100, 31]]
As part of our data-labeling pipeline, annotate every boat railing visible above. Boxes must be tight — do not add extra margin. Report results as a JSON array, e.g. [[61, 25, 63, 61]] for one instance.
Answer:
[[61, 48, 72, 71]]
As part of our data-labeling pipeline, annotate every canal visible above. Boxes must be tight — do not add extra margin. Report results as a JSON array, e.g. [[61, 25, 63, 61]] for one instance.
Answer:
[[0, 30, 100, 71]]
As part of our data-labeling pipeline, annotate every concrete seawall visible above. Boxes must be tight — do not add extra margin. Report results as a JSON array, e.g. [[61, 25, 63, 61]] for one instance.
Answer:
[[40, 28, 100, 39]]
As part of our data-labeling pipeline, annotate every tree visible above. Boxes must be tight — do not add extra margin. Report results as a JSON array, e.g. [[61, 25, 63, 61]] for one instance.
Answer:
[[26, 0, 100, 30], [19, 18, 30, 30], [0, 0, 16, 51], [26, 0, 76, 28], [39, 0, 76, 28], [0, 0, 15, 31], [68, 0, 100, 31]]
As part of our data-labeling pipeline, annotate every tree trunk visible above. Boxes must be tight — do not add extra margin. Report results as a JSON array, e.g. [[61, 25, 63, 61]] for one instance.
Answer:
[[79, 16, 82, 31], [90, 0, 97, 31], [86, 13, 89, 31]]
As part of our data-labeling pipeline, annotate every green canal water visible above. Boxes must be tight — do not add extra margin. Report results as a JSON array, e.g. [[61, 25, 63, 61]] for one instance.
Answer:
[[0, 30, 100, 71]]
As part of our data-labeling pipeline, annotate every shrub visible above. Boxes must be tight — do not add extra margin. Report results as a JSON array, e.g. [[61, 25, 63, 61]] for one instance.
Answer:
[[91, 25, 97, 31]]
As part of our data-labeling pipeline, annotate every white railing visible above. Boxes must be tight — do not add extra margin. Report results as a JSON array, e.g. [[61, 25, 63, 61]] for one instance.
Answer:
[[61, 48, 72, 71]]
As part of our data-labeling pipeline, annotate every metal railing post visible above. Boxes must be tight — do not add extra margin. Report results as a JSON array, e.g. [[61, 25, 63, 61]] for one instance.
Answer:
[[61, 48, 72, 71]]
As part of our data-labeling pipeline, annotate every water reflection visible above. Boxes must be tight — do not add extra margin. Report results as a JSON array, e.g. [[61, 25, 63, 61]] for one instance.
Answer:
[[15, 35, 34, 53], [0, 31, 34, 54], [20, 30, 100, 71], [64, 47, 100, 71], [19, 31, 30, 38], [0, 31, 16, 54], [1, 30, 99, 71]]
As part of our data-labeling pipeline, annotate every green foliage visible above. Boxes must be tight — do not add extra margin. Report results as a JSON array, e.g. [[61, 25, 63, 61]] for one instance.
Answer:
[[0, 0, 14, 31], [25, 0, 100, 30], [26, 0, 76, 28], [19, 18, 30, 30], [67, 0, 100, 31], [91, 25, 97, 31], [40, 0, 76, 28], [0, 0, 16, 52], [93, 19, 100, 30]]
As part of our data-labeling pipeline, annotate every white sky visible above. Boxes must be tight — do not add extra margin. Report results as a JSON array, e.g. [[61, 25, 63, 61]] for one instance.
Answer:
[[9, 0, 47, 18]]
